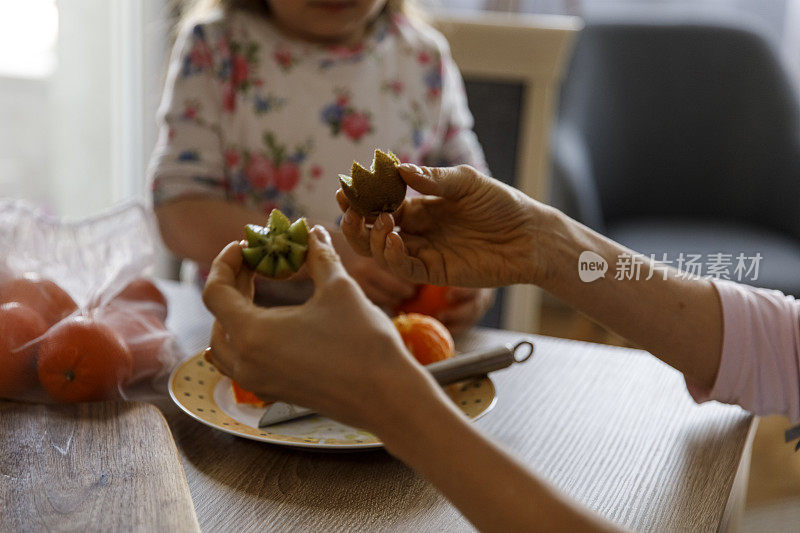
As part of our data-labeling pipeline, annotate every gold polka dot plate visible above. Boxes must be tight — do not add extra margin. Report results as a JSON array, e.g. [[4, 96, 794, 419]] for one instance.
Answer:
[[169, 351, 497, 450]]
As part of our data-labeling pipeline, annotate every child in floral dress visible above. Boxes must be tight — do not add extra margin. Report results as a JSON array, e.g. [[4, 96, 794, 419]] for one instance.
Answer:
[[149, 0, 494, 330]]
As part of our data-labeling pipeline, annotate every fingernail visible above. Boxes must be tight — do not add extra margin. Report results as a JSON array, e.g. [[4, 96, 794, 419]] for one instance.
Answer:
[[398, 163, 423, 175], [387, 232, 401, 249], [312, 225, 332, 245], [239, 239, 248, 247], [375, 214, 386, 230], [342, 209, 355, 225]]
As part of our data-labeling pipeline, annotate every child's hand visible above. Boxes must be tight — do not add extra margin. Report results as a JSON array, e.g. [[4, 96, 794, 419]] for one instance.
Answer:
[[328, 225, 416, 308], [340, 247, 417, 309], [437, 287, 495, 334]]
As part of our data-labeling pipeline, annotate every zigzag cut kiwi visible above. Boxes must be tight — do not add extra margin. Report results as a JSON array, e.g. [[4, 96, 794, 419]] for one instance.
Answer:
[[242, 209, 309, 278], [338, 149, 407, 217]]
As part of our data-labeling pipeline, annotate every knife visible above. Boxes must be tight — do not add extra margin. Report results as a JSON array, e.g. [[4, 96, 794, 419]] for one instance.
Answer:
[[257, 340, 535, 427]]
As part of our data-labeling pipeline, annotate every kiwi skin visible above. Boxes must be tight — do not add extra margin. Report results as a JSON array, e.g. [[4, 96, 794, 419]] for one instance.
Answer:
[[241, 209, 309, 279], [338, 149, 407, 217]]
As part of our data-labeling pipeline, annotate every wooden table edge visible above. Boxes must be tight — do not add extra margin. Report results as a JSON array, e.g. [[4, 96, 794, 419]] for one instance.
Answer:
[[132, 401, 203, 531], [719, 415, 758, 532]]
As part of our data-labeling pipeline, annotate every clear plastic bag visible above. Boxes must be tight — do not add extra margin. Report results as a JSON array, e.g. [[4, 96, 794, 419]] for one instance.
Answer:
[[0, 199, 184, 403]]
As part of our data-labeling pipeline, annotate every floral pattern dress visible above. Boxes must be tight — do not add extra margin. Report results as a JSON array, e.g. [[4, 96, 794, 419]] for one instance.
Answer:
[[148, 8, 487, 226]]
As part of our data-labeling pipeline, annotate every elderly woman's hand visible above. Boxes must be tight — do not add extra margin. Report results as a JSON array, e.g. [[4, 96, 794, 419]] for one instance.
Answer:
[[201, 226, 624, 533], [201, 226, 441, 432], [337, 164, 551, 288]]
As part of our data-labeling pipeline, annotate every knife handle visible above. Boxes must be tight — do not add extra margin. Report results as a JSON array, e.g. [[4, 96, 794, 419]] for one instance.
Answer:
[[426, 340, 535, 386], [258, 340, 536, 427]]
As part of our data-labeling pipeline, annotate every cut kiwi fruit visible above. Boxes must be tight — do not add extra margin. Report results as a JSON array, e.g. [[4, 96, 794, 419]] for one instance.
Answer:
[[242, 209, 309, 278], [338, 149, 407, 217]]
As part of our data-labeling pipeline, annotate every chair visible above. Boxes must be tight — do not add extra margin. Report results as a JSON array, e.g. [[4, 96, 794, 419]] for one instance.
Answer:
[[434, 11, 581, 331], [552, 12, 800, 296]]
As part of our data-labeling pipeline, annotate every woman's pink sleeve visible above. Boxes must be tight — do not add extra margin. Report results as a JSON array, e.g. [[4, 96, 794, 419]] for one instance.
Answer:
[[686, 280, 800, 419]]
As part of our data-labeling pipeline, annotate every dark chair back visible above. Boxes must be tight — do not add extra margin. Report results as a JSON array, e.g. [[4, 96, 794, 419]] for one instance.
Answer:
[[556, 15, 800, 238]]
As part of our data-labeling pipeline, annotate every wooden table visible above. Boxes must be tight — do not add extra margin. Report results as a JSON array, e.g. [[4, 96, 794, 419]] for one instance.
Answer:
[[0, 280, 756, 531], [1, 401, 199, 532], [157, 281, 755, 532]]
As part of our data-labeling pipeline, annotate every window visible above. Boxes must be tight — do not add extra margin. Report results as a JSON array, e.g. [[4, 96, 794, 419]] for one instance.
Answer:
[[0, 0, 57, 208], [0, 0, 170, 219], [0, 0, 58, 78]]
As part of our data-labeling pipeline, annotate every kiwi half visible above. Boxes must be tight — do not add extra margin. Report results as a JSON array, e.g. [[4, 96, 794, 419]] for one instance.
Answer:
[[242, 209, 309, 278], [338, 149, 407, 217]]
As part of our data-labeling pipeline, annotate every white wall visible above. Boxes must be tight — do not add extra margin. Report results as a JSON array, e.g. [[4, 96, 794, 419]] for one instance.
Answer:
[[47, 0, 115, 219], [35, 0, 169, 220], [0, 77, 50, 205], [784, 0, 800, 86], [438, 0, 797, 85], [46, 0, 170, 220], [439, 1, 789, 38]]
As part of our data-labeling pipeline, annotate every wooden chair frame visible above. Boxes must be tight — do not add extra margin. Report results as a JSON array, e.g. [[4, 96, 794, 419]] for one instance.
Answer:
[[433, 10, 582, 332]]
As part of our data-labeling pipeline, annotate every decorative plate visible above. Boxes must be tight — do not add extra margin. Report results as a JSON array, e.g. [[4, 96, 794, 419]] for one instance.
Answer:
[[169, 352, 497, 450]]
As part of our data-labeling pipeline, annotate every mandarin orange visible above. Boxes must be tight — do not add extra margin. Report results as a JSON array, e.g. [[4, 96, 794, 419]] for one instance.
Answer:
[[0, 302, 48, 397], [37, 317, 132, 402], [392, 313, 455, 365], [0, 274, 77, 326]]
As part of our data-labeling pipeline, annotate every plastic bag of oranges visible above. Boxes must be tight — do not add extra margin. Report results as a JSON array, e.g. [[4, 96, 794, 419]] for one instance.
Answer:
[[0, 199, 184, 403]]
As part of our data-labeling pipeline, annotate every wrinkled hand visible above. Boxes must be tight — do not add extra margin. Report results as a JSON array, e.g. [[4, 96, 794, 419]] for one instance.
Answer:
[[331, 229, 416, 309], [337, 164, 544, 288], [201, 227, 439, 431], [437, 287, 495, 334]]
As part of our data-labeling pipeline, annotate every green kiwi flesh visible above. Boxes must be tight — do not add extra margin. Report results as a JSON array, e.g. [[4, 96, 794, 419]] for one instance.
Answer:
[[242, 209, 309, 278]]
